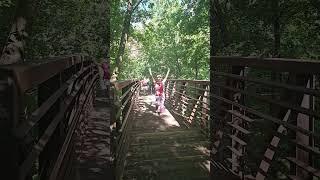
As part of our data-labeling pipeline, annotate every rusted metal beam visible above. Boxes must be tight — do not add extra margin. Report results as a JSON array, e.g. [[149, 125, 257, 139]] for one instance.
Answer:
[[0, 55, 92, 93], [0, 54, 98, 180], [212, 56, 320, 73], [14, 65, 94, 139], [112, 79, 139, 90], [168, 79, 209, 84]]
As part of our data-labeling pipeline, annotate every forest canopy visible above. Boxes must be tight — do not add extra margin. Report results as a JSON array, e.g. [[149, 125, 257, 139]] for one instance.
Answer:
[[211, 0, 320, 59], [0, 0, 110, 63], [111, 0, 210, 80]]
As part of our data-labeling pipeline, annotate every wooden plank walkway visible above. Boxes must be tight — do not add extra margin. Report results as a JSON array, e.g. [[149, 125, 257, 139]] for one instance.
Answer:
[[75, 87, 114, 180], [123, 95, 210, 180]]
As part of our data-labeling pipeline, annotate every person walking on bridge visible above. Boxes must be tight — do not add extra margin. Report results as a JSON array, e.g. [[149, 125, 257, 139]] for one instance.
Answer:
[[149, 67, 170, 114], [99, 58, 110, 91]]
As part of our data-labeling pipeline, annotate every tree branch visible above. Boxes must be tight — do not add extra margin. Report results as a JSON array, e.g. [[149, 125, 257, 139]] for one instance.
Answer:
[[132, 0, 144, 12]]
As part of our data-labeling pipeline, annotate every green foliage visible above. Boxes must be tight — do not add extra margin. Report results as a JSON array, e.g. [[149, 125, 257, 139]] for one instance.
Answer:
[[213, 0, 320, 59], [212, 0, 320, 177], [112, 0, 209, 80], [110, 0, 126, 69], [0, 0, 14, 8], [22, 0, 110, 60], [0, 0, 15, 50], [1, 0, 110, 61]]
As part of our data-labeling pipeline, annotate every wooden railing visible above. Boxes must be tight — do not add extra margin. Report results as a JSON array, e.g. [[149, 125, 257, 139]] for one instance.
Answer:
[[0, 55, 99, 180], [165, 79, 210, 135], [111, 80, 140, 180], [211, 56, 320, 180]]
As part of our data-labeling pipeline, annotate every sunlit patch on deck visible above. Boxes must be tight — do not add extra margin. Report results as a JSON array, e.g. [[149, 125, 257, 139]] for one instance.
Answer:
[[194, 145, 210, 156], [159, 108, 180, 127], [123, 94, 210, 179], [139, 95, 181, 127]]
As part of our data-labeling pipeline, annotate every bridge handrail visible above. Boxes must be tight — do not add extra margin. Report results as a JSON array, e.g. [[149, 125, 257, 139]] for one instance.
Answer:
[[168, 79, 209, 84], [112, 79, 140, 90], [110, 79, 140, 180], [211, 56, 320, 179], [212, 56, 320, 73], [0, 54, 98, 180], [165, 79, 210, 134], [0, 54, 92, 93]]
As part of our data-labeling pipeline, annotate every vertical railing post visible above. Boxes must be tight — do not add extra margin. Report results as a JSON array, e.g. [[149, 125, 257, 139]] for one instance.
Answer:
[[114, 89, 121, 135], [295, 75, 313, 179], [38, 73, 61, 180], [180, 82, 188, 115], [171, 81, 178, 106], [0, 76, 20, 180], [188, 82, 203, 125], [230, 66, 245, 176], [110, 84, 117, 174], [165, 80, 170, 99], [174, 82, 187, 112], [122, 83, 132, 123], [201, 84, 209, 131]]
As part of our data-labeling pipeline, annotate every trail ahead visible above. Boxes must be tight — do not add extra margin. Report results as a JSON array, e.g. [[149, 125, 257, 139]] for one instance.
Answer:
[[123, 95, 210, 180]]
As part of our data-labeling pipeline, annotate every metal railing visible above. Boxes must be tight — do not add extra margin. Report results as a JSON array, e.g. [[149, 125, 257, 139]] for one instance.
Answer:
[[111, 80, 140, 180], [211, 56, 320, 180], [0, 55, 99, 180], [165, 79, 210, 135]]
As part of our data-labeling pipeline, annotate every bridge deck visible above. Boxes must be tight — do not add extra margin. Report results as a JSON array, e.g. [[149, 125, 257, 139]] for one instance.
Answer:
[[75, 88, 113, 180], [123, 95, 210, 180]]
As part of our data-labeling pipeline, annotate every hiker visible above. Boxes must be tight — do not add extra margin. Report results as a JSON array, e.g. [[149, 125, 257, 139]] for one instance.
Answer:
[[101, 58, 110, 91], [149, 67, 170, 114], [140, 78, 149, 94]]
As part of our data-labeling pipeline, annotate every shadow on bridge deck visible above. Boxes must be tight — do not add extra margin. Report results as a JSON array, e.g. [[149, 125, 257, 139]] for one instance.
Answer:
[[123, 95, 210, 180], [75, 88, 113, 180]]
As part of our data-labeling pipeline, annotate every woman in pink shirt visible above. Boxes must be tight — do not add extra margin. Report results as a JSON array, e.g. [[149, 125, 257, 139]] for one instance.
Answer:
[[100, 59, 110, 90], [149, 68, 170, 114]]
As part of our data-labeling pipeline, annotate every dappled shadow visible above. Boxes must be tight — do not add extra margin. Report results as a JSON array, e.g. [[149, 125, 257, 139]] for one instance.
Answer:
[[123, 95, 210, 180], [131, 95, 183, 132], [74, 87, 113, 180]]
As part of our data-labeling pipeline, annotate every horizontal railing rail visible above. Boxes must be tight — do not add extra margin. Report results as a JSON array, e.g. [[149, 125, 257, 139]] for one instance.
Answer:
[[111, 80, 140, 180], [212, 56, 320, 73], [211, 56, 320, 180], [165, 79, 210, 135], [0, 54, 99, 180]]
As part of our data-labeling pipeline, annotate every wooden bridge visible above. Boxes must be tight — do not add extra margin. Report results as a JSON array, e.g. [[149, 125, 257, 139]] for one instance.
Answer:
[[0, 54, 319, 180]]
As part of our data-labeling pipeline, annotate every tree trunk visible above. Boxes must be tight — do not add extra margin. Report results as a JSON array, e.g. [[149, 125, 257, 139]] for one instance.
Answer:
[[0, 0, 34, 65], [114, 0, 132, 75], [270, 0, 281, 116], [114, 0, 143, 76], [194, 58, 199, 79], [105, 0, 111, 58], [213, 0, 230, 49], [272, 0, 280, 58]]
